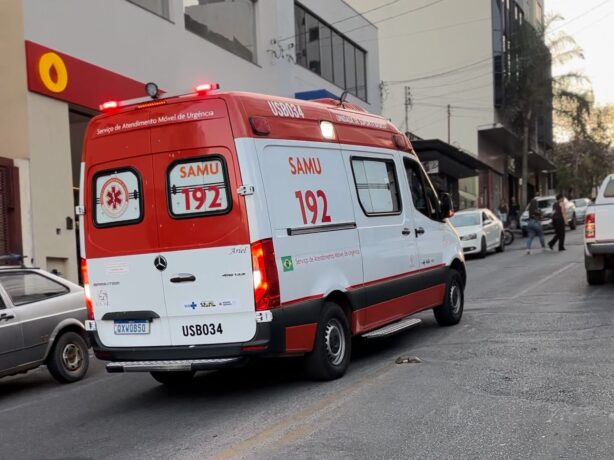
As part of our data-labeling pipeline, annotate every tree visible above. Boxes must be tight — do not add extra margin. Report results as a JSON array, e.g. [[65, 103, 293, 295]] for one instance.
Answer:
[[503, 16, 591, 206]]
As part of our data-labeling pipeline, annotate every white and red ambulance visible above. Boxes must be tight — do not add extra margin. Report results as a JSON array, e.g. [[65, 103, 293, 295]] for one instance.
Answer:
[[79, 84, 466, 383]]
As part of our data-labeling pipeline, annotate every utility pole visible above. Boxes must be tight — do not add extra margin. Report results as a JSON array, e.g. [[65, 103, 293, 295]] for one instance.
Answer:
[[447, 104, 451, 144], [404, 86, 412, 134]]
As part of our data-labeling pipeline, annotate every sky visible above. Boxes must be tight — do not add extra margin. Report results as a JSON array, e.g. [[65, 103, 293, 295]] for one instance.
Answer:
[[546, 0, 614, 105]]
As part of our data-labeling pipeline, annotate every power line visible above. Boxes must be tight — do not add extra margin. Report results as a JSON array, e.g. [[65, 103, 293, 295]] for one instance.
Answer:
[[409, 70, 493, 89], [571, 8, 614, 35], [550, 0, 612, 31], [385, 57, 494, 85]]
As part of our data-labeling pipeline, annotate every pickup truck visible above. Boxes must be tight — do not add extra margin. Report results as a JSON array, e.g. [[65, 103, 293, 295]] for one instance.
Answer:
[[585, 174, 614, 285]]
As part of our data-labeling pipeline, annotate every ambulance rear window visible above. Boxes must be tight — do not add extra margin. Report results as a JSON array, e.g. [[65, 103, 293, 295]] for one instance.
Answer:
[[167, 156, 231, 218], [93, 169, 143, 227]]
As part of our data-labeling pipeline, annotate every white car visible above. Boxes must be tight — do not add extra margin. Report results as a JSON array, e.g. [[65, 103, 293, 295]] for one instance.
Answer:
[[450, 209, 505, 257], [520, 196, 577, 236]]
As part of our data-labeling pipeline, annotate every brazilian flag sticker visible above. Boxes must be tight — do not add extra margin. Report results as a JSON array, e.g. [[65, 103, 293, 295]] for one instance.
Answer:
[[281, 256, 294, 272]]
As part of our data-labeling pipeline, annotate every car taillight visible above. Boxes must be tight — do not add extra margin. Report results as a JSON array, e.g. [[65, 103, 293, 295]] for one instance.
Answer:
[[251, 239, 280, 311], [585, 213, 596, 239], [81, 258, 94, 320]]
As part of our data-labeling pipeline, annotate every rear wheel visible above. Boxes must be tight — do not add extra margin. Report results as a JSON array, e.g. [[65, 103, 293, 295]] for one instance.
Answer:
[[433, 270, 464, 326], [495, 233, 505, 253], [305, 302, 351, 381], [47, 331, 89, 383], [586, 269, 606, 285], [150, 371, 195, 385], [569, 214, 577, 230], [503, 229, 514, 246]]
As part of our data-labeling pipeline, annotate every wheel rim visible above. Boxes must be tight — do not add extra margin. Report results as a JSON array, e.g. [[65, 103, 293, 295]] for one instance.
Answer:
[[62, 343, 84, 372], [449, 282, 462, 315], [324, 318, 346, 366]]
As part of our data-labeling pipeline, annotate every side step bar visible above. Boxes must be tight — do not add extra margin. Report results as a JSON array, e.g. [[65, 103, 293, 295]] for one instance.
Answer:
[[106, 357, 244, 373], [361, 317, 422, 339]]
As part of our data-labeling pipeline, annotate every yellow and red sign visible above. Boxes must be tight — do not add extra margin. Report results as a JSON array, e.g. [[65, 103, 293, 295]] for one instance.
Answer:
[[25, 41, 146, 111]]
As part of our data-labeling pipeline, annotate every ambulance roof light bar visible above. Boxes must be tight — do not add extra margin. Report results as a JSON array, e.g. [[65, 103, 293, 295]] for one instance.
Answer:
[[194, 82, 220, 94]]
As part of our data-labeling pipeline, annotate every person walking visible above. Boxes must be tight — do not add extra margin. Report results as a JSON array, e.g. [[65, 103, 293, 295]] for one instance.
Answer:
[[498, 200, 509, 226], [526, 198, 546, 254], [548, 194, 567, 251]]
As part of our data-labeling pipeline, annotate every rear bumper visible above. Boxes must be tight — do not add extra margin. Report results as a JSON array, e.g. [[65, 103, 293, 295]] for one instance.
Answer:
[[88, 299, 322, 368], [587, 242, 614, 255]]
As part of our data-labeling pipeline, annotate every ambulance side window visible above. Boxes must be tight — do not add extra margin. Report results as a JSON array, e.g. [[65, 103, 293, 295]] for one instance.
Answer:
[[93, 169, 143, 228], [351, 158, 401, 216], [404, 158, 440, 220], [167, 156, 232, 218]]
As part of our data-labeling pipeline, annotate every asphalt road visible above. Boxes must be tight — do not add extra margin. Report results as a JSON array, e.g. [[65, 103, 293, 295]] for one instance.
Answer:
[[2, 228, 614, 460]]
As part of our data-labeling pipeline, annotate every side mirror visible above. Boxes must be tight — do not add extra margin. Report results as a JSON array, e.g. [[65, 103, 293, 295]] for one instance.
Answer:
[[440, 193, 454, 219]]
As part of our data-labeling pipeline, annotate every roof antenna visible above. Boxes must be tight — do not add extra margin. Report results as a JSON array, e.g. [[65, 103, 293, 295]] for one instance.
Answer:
[[337, 90, 349, 106]]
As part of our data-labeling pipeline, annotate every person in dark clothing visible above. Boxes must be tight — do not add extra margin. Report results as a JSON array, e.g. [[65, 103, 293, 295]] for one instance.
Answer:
[[548, 194, 568, 251], [526, 198, 546, 254], [509, 197, 520, 229]]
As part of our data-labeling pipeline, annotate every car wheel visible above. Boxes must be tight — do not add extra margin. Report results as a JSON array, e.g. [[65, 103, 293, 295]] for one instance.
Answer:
[[150, 371, 195, 385], [478, 237, 487, 258], [47, 331, 89, 383], [433, 270, 464, 326], [569, 214, 577, 230], [495, 233, 505, 253], [586, 270, 606, 285], [305, 302, 351, 381]]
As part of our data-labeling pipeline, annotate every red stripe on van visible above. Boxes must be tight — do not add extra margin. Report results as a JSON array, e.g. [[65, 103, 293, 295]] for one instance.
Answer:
[[351, 283, 446, 335], [281, 294, 324, 307], [285, 323, 318, 353], [348, 264, 446, 290]]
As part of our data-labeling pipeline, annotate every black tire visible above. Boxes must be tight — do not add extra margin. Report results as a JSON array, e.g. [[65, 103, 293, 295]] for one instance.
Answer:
[[47, 331, 89, 383], [495, 233, 505, 253], [478, 237, 487, 258], [586, 270, 606, 286], [150, 371, 195, 385], [433, 270, 464, 326], [503, 229, 514, 246], [569, 214, 577, 230], [305, 302, 351, 381]]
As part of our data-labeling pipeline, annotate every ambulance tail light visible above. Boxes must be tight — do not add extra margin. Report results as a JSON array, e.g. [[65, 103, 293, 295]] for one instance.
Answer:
[[585, 213, 596, 239], [99, 100, 119, 112], [81, 258, 95, 320], [195, 82, 220, 94], [251, 239, 280, 311], [249, 116, 271, 136]]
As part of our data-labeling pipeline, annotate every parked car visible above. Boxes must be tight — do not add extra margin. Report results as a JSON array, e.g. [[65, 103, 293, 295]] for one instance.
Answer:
[[450, 208, 505, 257], [520, 196, 577, 236], [573, 198, 591, 223], [584, 175, 614, 285], [0, 256, 89, 383]]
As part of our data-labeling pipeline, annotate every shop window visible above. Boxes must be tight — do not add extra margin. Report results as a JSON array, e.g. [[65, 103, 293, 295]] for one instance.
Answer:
[[294, 3, 368, 101], [351, 158, 400, 215], [127, 0, 171, 20], [184, 0, 257, 64]]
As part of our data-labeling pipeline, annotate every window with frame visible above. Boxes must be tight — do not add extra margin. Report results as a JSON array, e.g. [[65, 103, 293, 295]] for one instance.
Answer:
[[184, 0, 257, 64], [604, 178, 614, 198], [351, 158, 400, 215], [294, 3, 368, 101], [167, 157, 231, 218], [94, 169, 142, 228], [127, 0, 171, 20], [0, 272, 69, 306], [404, 159, 440, 220]]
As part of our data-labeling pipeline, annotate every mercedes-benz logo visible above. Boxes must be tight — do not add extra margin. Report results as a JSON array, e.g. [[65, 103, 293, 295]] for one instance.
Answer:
[[154, 255, 167, 271]]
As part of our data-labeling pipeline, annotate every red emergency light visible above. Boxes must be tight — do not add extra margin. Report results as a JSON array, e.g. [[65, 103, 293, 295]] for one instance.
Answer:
[[99, 100, 119, 112], [195, 83, 220, 94]]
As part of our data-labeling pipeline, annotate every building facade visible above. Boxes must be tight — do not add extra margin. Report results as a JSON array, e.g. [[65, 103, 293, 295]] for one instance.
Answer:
[[348, 0, 553, 211], [0, 0, 380, 282]]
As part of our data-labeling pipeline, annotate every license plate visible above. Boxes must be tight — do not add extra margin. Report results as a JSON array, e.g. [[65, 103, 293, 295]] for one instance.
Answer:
[[114, 320, 150, 335]]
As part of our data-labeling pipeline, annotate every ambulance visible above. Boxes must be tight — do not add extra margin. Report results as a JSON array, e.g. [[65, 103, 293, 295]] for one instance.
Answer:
[[79, 83, 466, 383]]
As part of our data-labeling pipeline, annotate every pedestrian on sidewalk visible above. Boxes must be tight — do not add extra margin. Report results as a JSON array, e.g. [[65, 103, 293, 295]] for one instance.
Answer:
[[548, 193, 567, 251], [498, 200, 509, 226], [509, 197, 520, 229], [526, 198, 546, 254]]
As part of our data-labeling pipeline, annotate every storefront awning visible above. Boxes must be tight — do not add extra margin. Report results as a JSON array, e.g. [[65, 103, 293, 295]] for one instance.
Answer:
[[411, 139, 489, 179]]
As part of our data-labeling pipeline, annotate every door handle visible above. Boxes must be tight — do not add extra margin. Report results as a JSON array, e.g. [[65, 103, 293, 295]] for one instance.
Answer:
[[415, 227, 425, 236], [0, 313, 15, 321], [402, 228, 411, 236], [170, 274, 196, 283]]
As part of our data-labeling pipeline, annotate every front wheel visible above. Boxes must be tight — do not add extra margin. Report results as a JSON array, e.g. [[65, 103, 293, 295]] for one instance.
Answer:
[[47, 331, 90, 383], [433, 270, 464, 326], [478, 237, 487, 258], [150, 371, 195, 385], [305, 302, 351, 381]]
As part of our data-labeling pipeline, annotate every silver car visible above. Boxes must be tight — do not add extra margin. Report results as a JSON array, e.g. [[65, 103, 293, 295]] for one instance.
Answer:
[[0, 258, 89, 383], [573, 198, 591, 223]]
